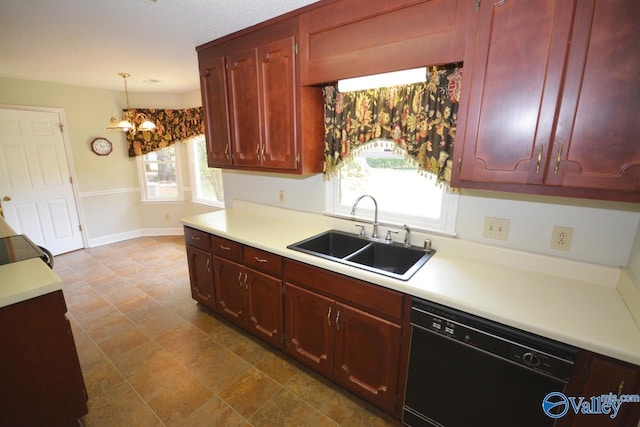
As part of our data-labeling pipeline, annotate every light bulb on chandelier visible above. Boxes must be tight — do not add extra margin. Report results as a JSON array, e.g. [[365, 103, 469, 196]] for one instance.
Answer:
[[107, 72, 156, 134]]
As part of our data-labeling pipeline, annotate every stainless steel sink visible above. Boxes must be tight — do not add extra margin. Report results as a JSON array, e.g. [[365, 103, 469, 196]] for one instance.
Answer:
[[287, 230, 434, 281]]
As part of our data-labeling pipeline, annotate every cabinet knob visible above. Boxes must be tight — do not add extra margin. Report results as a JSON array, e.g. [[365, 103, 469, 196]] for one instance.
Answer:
[[2, 196, 10, 201]]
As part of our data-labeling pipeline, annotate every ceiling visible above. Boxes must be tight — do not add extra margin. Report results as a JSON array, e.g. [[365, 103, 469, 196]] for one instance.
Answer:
[[0, 0, 318, 93]]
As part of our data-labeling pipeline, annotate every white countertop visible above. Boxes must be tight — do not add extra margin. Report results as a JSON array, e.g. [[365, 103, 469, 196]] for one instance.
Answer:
[[181, 201, 640, 366], [0, 218, 63, 309]]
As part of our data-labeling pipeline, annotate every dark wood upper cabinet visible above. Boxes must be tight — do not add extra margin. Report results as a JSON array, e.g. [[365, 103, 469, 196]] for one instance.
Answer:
[[453, 0, 640, 202], [227, 48, 262, 167], [199, 56, 232, 167], [545, 0, 640, 192], [197, 17, 323, 174], [258, 37, 297, 170], [299, 0, 467, 85]]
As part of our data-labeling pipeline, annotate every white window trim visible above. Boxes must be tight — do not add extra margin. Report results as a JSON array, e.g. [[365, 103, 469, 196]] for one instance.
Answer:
[[136, 146, 185, 203], [324, 172, 459, 237], [186, 137, 225, 208]]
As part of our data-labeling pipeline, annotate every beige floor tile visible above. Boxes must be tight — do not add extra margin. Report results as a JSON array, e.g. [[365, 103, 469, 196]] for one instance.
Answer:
[[176, 395, 251, 427], [219, 367, 283, 419], [254, 351, 301, 385], [128, 359, 213, 426], [81, 381, 163, 427], [249, 388, 316, 427]]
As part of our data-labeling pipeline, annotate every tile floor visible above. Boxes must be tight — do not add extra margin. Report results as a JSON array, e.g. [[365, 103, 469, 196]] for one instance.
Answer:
[[55, 236, 400, 427]]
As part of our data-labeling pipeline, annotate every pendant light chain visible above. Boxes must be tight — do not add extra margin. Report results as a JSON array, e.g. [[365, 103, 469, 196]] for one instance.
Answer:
[[119, 72, 131, 110]]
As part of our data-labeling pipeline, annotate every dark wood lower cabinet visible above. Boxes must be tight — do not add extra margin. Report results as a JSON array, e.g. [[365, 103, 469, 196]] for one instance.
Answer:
[[0, 290, 88, 426], [558, 350, 640, 427], [214, 255, 284, 348], [186, 245, 215, 310], [283, 260, 408, 416]]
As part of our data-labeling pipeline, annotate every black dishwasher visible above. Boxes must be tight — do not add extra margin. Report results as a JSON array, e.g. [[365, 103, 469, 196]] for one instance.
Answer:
[[403, 298, 576, 427]]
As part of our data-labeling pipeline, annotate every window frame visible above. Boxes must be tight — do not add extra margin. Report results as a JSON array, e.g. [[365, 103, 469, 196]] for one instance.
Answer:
[[324, 148, 459, 236], [186, 135, 225, 208], [136, 145, 185, 203]]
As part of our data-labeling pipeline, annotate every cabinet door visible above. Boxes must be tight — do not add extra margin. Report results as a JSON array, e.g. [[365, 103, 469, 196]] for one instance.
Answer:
[[333, 302, 402, 414], [283, 283, 334, 377], [545, 0, 640, 192], [455, 0, 573, 185], [245, 268, 283, 348], [258, 37, 297, 170], [186, 246, 215, 310], [213, 256, 245, 325], [227, 48, 262, 167], [199, 55, 232, 167], [568, 356, 640, 427]]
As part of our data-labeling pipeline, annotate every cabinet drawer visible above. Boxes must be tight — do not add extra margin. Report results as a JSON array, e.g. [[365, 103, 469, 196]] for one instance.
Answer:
[[283, 259, 404, 323], [184, 227, 211, 251], [211, 236, 243, 262], [244, 246, 282, 277]]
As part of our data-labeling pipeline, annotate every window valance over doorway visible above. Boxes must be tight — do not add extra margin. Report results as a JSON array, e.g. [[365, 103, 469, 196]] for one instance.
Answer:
[[126, 107, 204, 157]]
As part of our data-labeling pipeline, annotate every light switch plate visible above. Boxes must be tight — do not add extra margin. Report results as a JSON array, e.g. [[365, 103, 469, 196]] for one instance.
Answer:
[[482, 217, 510, 240]]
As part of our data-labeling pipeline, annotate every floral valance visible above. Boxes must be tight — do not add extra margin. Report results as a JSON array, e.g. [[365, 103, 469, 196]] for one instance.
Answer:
[[126, 107, 205, 157], [323, 65, 462, 183]]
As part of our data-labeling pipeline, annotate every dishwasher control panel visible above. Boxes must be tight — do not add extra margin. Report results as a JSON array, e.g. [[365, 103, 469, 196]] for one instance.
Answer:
[[411, 298, 576, 381]]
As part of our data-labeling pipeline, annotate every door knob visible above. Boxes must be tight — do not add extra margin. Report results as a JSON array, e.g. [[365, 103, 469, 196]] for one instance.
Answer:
[[2, 196, 10, 201]]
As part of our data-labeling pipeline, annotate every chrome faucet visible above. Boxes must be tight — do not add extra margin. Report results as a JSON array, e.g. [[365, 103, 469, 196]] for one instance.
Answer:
[[351, 195, 379, 238], [403, 224, 411, 247]]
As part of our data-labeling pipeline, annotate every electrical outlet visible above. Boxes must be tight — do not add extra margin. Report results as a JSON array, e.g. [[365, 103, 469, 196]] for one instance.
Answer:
[[551, 226, 573, 251], [482, 217, 510, 240], [279, 190, 285, 203]]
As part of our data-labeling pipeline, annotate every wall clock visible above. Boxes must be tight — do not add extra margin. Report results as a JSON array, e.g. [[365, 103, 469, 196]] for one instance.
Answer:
[[90, 137, 113, 156]]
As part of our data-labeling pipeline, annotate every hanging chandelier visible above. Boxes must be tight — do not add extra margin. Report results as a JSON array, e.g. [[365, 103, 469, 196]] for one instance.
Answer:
[[107, 72, 156, 134]]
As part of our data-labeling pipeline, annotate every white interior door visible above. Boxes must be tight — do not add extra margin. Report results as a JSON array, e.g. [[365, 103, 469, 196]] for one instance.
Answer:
[[0, 108, 83, 255]]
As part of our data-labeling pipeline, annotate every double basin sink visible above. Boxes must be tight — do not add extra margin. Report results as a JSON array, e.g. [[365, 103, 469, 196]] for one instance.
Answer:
[[287, 229, 435, 281]]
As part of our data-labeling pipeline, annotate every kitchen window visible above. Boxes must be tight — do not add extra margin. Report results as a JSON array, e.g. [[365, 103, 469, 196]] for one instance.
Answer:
[[187, 135, 225, 207], [137, 145, 184, 202], [325, 142, 458, 235]]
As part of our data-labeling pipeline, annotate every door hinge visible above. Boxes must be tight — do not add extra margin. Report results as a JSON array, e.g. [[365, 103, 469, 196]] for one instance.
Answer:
[[79, 224, 83, 232], [69, 176, 73, 184], [57, 122, 64, 133]]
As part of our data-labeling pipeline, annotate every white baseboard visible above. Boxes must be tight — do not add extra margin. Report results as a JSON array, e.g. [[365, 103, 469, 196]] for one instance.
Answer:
[[87, 227, 184, 248]]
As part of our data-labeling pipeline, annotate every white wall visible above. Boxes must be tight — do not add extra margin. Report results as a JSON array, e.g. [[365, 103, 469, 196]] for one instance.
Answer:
[[0, 77, 218, 246], [222, 169, 640, 268]]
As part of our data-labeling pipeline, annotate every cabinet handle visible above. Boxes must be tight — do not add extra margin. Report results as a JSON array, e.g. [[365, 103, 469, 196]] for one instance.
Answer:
[[536, 145, 543, 174], [336, 310, 341, 331], [554, 145, 563, 175], [206, 258, 211, 273], [261, 145, 266, 162], [238, 271, 243, 287], [254, 256, 268, 263], [219, 245, 231, 250], [618, 380, 625, 396], [256, 144, 261, 159], [457, 158, 462, 172], [224, 145, 230, 160], [244, 272, 248, 290], [191, 235, 201, 240], [327, 306, 332, 327]]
